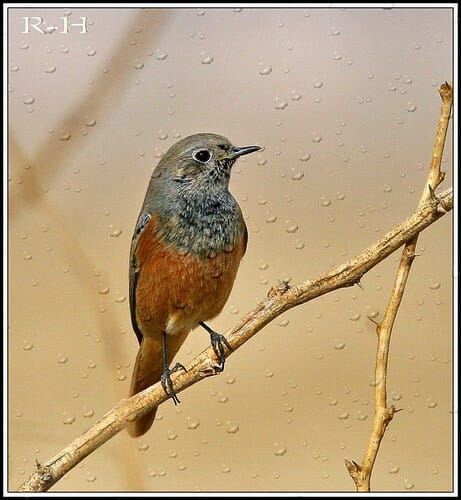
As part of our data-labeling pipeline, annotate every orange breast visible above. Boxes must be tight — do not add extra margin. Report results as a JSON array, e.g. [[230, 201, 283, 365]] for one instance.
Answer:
[[134, 215, 245, 338]]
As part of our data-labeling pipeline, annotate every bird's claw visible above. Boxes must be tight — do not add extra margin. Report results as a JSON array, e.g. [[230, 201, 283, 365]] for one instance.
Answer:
[[210, 331, 233, 372], [160, 363, 187, 405]]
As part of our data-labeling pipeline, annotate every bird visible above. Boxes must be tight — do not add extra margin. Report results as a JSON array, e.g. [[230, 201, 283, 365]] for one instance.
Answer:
[[127, 132, 261, 437]]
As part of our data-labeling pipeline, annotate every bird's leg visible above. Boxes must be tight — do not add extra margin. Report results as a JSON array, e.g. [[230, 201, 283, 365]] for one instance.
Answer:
[[160, 332, 186, 405], [199, 321, 233, 372]]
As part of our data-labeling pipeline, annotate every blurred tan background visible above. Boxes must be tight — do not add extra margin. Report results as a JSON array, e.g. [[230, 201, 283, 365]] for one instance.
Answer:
[[7, 7, 454, 493]]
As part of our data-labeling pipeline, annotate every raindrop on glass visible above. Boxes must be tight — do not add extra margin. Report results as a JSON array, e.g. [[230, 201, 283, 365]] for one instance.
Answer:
[[274, 444, 287, 456], [312, 133, 322, 143], [200, 52, 214, 64], [275, 98, 288, 110], [259, 63, 272, 75], [23, 340, 34, 351], [155, 49, 168, 61]]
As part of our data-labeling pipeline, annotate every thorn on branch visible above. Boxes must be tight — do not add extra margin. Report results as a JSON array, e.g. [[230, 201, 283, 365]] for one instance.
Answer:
[[267, 279, 291, 298], [355, 280, 364, 290], [428, 185, 450, 214], [439, 81, 453, 100], [403, 247, 419, 262], [33, 458, 53, 486], [367, 315, 380, 326], [344, 458, 361, 476]]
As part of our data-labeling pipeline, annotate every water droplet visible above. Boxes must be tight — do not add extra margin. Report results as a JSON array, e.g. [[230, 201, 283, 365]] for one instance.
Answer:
[[349, 312, 361, 321], [155, 49, 168, 61], [167, 430, 177, 440], [313, 78, 323, 88], [320, 197, 331, 207], [338, 411, 350, 420], [404, 480, 415, 490], [286, 223, 298, 234], [222, 464, 231, 473], [291, 90, 302, 101], [275, 98, 288, 110], [60, 131, 71, 141], [23, 341, 34, 351], [23, 96, 35, 105], [109, 227, 122, 237], [258, 63, 272, 75], [218, 394, 229, 404], [278, 318, 289, 327], [226, 423, 239, 434], [57, 354, 68, 364], [407, 102, 417, 112], [86, 473, 97, 482], [426, 398, 437, 409], [87, 48, 97, 56], [312, 133, 322, 143], [429, 281, 441, 290], [187, 418, 200, 429], [11, 65, 19, 72], [133, 60, 146, 71], [97, 286, 110, 295], [63, 414, 75, 425], [83, 409, 94, 418], [291, 170, 304, 180], [295, 240, 305, 250], [274, 444, 287, 456], [200, 52, 214, 64], [45, 66, 56, 74], [334, 342, 345, 350], [265, 214, 277, 223]]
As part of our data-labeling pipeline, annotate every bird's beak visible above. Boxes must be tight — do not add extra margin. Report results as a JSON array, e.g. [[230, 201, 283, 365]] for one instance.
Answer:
[[228, 145, 262, 159]]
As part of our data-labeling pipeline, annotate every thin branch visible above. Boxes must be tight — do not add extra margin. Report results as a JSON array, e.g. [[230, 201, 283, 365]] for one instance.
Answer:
[[345, 82, 453, 492], [18, 185, 452, 492]]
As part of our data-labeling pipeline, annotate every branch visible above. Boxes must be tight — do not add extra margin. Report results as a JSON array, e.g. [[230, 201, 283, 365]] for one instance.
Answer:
[[345, 82, 453, 492], [18, 184, 452, 492]]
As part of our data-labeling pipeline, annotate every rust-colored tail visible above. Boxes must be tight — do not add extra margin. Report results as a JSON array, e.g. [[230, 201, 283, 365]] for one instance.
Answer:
[[127, 332, 188, 437]]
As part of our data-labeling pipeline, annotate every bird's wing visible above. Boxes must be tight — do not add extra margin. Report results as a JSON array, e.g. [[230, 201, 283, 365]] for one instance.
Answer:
[[129, 212, 153, 345]]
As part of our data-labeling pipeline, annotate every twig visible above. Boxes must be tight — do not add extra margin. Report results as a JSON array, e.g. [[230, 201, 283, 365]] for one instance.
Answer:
[[345, 82, 453, 492], [18, 185, 452, 492]]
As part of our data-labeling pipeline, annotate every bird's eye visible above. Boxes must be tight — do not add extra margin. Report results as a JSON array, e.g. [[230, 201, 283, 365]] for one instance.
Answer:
[[193, 149, 212, 163]]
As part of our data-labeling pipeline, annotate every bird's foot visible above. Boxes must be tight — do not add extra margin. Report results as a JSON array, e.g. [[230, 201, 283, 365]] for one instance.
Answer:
[[209, 331, 233, 372], [160, 362, 187, 405], [199, 322, 233, 372]]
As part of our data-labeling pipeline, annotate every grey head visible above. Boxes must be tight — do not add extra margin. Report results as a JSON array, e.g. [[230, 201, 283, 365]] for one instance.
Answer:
[[152, 132, 261, 193]]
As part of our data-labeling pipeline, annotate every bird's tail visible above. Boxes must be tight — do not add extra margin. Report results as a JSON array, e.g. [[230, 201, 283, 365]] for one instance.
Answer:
[[127, 332, 187, 437]]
